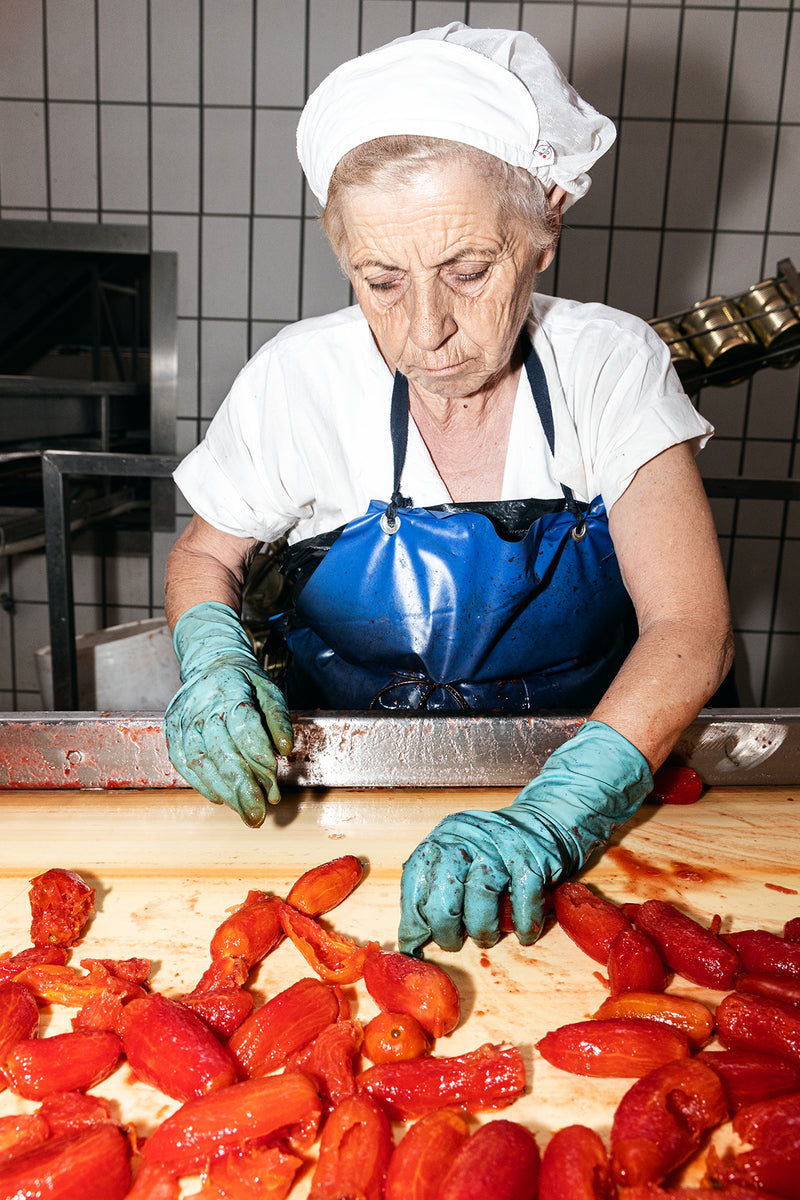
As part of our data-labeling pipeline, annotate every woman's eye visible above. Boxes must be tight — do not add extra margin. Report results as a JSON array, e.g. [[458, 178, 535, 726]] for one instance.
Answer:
[[454, 266, 490, 285], [367, 278, 401, 293]]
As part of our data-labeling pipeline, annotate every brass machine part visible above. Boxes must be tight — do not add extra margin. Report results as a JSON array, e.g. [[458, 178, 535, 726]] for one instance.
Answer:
[[680, 295, 760, 385], [738, 278, 800, 368], [649, 317, 700, 381]]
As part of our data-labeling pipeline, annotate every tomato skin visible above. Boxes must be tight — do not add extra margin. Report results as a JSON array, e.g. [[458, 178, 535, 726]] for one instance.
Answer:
[[362, 950, 460, 1038], [120, 993, 237, 1102], [227, 976, 341, 1078], [384, 1109, 470, 1200], [634, 900, 742, 990], [607, 928, 668, 994], [538, 1124, 614, 1200], [286, 855, 364, 916], [308, 1094, 393, 1200], [209, 891, 283, 968], [0, 1123, 131, 1200], [554, 882, 631, 966], [358, 1042, 525, 1121], [362, 1011, 430, 1064]]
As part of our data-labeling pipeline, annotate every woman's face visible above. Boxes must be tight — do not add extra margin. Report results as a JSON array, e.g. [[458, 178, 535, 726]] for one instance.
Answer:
[[341, 158, 552, 401]]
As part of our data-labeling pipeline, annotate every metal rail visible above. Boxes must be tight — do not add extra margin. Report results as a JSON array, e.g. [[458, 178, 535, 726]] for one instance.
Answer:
[[41, 450, 181, 710], [1, 710, 799, 791]]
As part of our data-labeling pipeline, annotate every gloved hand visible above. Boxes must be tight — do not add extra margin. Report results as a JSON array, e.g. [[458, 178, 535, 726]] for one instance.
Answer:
[[164, 601, 294, 827], [398, 720, 653, 955]]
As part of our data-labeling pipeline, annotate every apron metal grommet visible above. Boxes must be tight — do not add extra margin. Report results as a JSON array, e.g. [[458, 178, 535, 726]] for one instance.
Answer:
[[571, 521, 587, 541], [380, 511, 400, 535]]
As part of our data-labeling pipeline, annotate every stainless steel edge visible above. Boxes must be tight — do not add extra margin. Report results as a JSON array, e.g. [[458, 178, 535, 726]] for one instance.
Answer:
[[1, 710, 800, 791]]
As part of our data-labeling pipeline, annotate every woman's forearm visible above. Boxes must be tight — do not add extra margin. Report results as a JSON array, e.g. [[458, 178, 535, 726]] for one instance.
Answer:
[[164, 515, 261, 632], [591, 615, 734, 772]]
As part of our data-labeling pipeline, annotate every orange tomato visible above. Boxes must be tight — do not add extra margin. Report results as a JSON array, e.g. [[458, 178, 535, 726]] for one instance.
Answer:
[[362, 1012, 430, 1064]]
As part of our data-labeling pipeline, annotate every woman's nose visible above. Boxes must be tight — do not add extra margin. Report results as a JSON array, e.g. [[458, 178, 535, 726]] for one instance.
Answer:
[[407, 279, 457, 350]]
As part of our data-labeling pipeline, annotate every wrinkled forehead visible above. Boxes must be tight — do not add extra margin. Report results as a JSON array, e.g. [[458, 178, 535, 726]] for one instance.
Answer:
[[339, 163, 532, 271]]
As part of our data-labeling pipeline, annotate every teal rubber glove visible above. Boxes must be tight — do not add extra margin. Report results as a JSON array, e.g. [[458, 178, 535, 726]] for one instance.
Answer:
[[164, 601, 294, 827], [398, 721, 653, 955]]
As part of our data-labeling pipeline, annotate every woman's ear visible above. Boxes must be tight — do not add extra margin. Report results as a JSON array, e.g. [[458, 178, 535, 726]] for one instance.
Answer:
[[536, 186, 568, 272], [548, 185, 569, 214]]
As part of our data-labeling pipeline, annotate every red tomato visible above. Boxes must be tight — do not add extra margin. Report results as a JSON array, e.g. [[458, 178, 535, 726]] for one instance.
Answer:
[[362, 1012, 431, 1064], [647, 764, 704, 805]]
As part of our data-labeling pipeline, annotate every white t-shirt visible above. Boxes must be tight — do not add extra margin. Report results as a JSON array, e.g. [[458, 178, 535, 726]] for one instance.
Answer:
[[174, 295, 712, 546]]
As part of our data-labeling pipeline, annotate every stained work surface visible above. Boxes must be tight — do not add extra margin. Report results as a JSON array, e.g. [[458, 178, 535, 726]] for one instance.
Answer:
[[0, 785, 797, 1191]]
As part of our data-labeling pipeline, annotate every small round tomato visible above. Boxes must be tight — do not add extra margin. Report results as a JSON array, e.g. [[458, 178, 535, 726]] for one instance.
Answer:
[[362, 1012, 430, 1064], [647, 764, 704, 805]]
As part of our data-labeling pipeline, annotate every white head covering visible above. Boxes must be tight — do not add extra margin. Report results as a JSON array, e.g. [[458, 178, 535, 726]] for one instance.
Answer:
[[296, 22, 616, 209]]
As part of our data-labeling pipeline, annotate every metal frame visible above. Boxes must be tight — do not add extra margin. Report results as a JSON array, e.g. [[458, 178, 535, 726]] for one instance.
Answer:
[[42, 450, 180, 709], [1, 709, 799, 790]]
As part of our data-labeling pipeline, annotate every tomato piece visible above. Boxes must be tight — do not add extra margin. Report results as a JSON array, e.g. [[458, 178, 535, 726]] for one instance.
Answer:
[[79, 956, 151, 986], [785, 917, 800, 942], [707, 1139, 800, 1196], [210, 893, 283, 968], [363, 1011, 430, 1064], [646, 764, 704, 805], [123, 1160, 181, 1199], [554, 882, 631, 965], [384, 1109, 470, 1200], [278, 903, 379, 984], [358, 1042, 525, 1120], [634, 900, 742, 990], [592, 991, 715, 1049], [308, 1094, 393, 1200], [0, 1123, 131, 1200], [286, 855, 365, 916], [0, 1114, 50, 1168], [537, 1018, 690, 1078], [142, 1073, 322, 1174], [610, 1058, 728, 1187], [0, 981, 39, 1067], [120, 993, 237, 1102], [724, 928, 800, 978], [0, 946, 67, 986], [227, 976, 340, 1078], [607, 928, 667, 994], [28, 869, 95, 948], [191, 954, 250, 993], [284, 1017, 362, 1110], [13, 960, 146, 1009], [37, 1091, 112, 1136], [3, 1030, 122, 1100], [736, 971, 800, 1007], [716, 991, 800, 1065], [538, 1124, 615, 1200], [362, 950, 460, 1038], [178, 985, 254, 1039], [440, 1119, 540, 1200], [206, 1144, 303, 1200], [697, 1048, 800, 1111]]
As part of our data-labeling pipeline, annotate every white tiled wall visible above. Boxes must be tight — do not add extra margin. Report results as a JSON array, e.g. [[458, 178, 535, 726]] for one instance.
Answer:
[[1, 0, 799, 709]]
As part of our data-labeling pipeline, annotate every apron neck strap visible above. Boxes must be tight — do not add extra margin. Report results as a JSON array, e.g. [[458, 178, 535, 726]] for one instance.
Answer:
[[385, 369, 413, 529], [386, 326, 577, 521], [519, 323, 555, 458]]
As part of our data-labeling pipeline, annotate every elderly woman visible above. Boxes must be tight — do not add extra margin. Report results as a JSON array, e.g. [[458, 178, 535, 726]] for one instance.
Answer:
[[164, 24, 733, 955]]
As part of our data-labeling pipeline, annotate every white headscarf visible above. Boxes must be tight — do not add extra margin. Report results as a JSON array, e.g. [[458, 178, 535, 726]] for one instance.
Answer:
[[296, 22, 616, 209]]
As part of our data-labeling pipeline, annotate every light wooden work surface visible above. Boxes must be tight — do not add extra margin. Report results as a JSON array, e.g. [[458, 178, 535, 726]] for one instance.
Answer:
[[1, 785, 798, 1189]]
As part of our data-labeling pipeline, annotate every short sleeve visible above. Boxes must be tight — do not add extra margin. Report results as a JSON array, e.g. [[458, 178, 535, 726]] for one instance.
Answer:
[[535, 300, 713, 512], [173, 346, 314, 543]]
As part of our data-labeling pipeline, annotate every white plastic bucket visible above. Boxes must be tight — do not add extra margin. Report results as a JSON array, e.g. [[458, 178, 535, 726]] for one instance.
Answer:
[[36, 617, 181, 711]]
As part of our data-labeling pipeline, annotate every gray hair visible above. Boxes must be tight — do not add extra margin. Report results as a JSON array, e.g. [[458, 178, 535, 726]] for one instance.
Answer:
[[321, 135, 560, 271]]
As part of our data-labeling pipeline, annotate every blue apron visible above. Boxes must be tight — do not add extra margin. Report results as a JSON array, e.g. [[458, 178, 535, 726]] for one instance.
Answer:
[[279, 331, 635, 711]]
